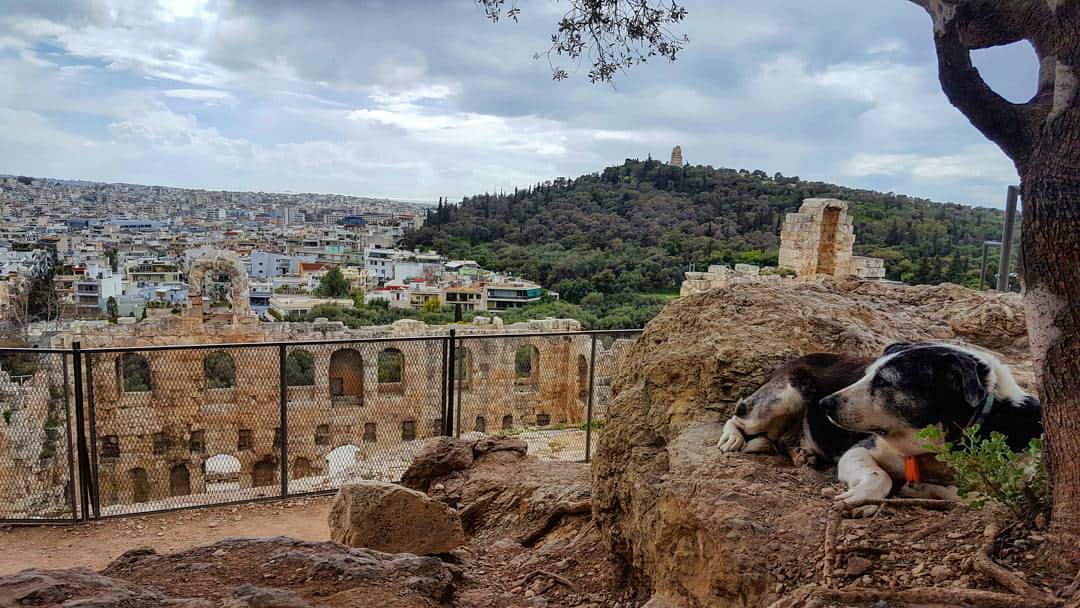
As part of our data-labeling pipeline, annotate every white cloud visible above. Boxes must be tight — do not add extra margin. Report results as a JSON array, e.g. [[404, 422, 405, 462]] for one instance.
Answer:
[[163, 88, 237, 105]]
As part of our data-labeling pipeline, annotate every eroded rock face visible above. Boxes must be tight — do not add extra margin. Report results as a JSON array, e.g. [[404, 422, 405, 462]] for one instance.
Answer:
[[328, 481, 466, 554], [0, 537, 457, 607], [592, 279, 1030, 607]]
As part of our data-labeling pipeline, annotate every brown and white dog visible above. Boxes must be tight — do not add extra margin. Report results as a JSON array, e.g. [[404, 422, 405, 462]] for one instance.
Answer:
[[717, 342, 1042, 505]]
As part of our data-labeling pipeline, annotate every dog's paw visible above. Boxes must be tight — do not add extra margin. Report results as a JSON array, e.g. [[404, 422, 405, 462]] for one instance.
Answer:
[[717, 419, 746, 452], [790, 447, 818, 468], [834, 478, 892, 507], [899, 483, 960, 501]]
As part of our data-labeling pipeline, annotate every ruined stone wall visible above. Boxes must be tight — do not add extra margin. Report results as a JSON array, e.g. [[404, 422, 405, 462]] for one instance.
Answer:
[[777, 198, 857, 279], [1, 314, 636, 516]]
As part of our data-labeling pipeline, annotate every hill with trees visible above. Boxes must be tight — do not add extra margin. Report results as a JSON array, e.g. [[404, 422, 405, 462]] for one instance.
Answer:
[[404, 158, 1010, 327]]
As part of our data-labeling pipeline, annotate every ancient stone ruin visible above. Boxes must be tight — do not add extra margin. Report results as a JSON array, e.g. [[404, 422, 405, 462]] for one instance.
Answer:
[[186, 249, 251, 323], [669, 145, 683, 167], [0, 255, 634, 519], [680, 198, 885, 296], [778, 198, 884, 280]]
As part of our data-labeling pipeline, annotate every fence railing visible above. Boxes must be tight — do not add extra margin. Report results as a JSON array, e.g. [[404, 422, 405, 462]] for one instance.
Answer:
[[0, 329, 640, 523]]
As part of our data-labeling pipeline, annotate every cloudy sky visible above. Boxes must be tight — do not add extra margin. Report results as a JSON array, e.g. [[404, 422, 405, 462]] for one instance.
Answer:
[[0, 1, 1037, 207]]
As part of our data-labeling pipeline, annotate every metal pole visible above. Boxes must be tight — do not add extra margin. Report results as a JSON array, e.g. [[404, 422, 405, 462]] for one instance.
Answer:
[[61, 352, 78, 522], [70, 342, 92, 521], [980, 241, 1001, 291], [278, 345, 288, 497], [997, 185, 1019, 291], [85, 351, 99, 519], [584, 334, 598, 463], [445, 329, 456, 436], [440, 336, 448, 430]]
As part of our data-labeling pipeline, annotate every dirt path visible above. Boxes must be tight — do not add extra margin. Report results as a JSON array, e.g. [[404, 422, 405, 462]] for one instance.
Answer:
[[0, 495, 334, 575]]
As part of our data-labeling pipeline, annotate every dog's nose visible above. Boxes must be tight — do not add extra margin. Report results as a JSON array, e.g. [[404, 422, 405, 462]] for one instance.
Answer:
[[820, 395, 839, 414]]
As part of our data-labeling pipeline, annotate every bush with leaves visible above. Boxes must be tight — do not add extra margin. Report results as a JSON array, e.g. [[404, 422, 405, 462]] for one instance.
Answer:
[[919, 425, 1047, 520]]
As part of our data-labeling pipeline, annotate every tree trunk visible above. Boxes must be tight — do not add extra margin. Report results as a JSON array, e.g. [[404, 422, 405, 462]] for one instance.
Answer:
[[1020, 98, 1080, 558]]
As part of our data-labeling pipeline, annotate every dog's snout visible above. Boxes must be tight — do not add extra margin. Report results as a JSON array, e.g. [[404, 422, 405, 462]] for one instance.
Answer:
[[820, 395, 839, 414]]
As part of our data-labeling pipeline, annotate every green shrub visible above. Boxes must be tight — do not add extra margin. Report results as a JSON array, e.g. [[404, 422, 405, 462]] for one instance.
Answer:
[[919, 425, 1047, 520]]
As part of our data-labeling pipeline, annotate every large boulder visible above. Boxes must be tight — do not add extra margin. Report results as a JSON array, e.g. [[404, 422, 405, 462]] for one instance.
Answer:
[[328, 481, 465, 554], [592, 279, 1031, 607]]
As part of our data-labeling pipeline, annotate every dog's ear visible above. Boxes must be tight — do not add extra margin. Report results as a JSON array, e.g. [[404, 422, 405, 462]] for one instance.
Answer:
[[945, 352, 990, 410], [883, 342, 915, 356]]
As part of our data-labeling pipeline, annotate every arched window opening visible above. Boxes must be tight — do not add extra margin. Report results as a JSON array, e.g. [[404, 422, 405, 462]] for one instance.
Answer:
[[116, 353, 151, 393], [501, 415, 514, 431], [377, 348, 404, 384], [293, 457, 314, 479], [204, 351, 236, 389], [252, 458, 276, 487], [363, 422, 377, 443], [129, 468, 150, 503], [101, 435, 120, 459], [514, 345, 539, 384], [475, 416, 487, 433], [329, 349, 363, 401], [315, 424, 331, 446], [189, 430, 205, 453], [237, 429, 253, 451], [401, 420, 417, 441], [169, 463, 191, 496], [286, 350, 315, 386], [536, 413, 551, 427]]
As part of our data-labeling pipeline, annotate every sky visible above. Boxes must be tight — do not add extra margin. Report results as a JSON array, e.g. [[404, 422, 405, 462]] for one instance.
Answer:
[[0, 0, 1039, 208]]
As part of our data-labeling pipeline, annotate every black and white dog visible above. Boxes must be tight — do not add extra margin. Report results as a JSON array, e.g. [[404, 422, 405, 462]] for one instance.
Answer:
[[717, 342, 1042, 505]]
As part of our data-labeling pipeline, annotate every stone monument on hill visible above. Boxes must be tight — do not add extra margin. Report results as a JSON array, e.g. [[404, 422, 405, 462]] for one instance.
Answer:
[[669, 145, 683, 167]]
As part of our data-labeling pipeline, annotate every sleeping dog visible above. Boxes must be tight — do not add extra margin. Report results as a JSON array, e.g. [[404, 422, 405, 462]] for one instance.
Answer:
[[717, 342, 1042, 505]]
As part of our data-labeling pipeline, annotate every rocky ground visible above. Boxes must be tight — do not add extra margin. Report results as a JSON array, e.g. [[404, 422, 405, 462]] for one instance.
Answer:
[[0, 437, 641, 607]]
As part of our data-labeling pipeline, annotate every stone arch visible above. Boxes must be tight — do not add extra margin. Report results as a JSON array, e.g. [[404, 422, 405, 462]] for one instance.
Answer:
[[502, 415, 514, 431], [204, 350, 237, 389], [286, 350, 315, 386], [116, 353, 151, 393], [128, 467, 150, 503], [377, 348, 404, 384], [293, 457, 314, 479], [514, 345, 539, 383], [577, 354, 589, 401], [475, 416, 487, 433], [169, 463, 191, 497], [186, 250, 251, 320], [329, 348, 363, 401], [252, 458, 277, 487]]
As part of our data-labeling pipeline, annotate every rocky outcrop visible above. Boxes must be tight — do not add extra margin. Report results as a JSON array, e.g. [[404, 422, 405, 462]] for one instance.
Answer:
[[328, 481, 465, 554], [592, 279, 1031, 607], [1, 537, 456, 607]]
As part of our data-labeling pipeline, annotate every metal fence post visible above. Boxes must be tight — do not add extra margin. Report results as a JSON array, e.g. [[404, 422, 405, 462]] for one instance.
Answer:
[[84, 350, 100, 519], [440, 336, 449, 430], [584, 333, 598, 463], [997, 185, 1019, 292], [444, 329, 456, 437], [278, 344, 289, 497], [70, 342, 92, 521], [61, 352, 78, 522]]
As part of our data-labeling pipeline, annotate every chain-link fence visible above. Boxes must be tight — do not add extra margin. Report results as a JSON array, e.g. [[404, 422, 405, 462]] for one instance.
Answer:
[[0, 329, 640, 522]]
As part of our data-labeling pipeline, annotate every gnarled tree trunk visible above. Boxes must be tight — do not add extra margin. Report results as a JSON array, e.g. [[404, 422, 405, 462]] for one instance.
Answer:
[[1022, 115, 1080, 556], [911, 0, 1079, 556]]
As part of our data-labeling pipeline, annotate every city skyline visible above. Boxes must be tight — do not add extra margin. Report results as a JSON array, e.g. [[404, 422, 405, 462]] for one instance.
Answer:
[[0, 1, 1037, 208]]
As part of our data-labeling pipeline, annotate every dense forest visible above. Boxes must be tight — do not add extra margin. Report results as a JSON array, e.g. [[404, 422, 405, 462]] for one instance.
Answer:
[[405, 159, 1012, 326]]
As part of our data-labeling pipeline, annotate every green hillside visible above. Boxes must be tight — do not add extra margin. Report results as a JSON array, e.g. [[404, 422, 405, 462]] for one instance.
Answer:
[[404, 158, 1010, 328]]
